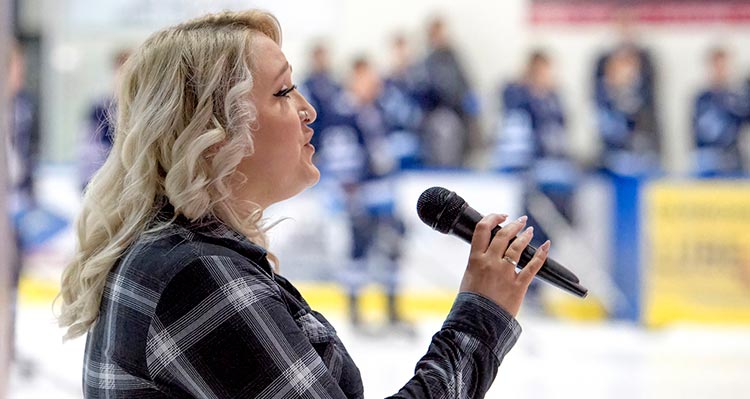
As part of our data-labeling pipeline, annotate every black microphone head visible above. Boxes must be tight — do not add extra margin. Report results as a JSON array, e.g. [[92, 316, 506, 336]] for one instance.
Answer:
[[416, 187, 467, 234]]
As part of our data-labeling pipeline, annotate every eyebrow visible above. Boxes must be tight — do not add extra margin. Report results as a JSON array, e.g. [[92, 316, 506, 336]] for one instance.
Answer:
[[275, 62, 291, 82]]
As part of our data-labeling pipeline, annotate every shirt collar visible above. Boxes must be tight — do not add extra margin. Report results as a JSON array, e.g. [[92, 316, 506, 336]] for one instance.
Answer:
[[156, 202, 272, 274]]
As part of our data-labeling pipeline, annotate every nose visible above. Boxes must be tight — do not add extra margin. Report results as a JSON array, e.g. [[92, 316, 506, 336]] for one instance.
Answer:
[[299, 109, 313, 124], [297, 92, 317, 124]]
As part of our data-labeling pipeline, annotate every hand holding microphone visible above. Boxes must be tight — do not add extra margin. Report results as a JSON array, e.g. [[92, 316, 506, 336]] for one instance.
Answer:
[[459, 212, 550, 316], [417, 187, 588, 307]]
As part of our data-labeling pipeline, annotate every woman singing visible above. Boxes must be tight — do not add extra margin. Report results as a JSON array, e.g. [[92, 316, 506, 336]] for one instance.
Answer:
[[57, 10, 549, 398]]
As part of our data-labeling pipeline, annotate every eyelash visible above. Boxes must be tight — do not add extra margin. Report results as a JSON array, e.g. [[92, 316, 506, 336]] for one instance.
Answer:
[[273, 85, 297, 98]]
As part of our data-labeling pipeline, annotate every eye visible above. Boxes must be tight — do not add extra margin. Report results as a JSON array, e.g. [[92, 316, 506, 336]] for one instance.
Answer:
[[273, 85, 297, 98]]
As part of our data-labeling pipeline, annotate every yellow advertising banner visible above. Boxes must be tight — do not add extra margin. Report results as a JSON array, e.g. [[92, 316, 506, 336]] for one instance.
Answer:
[[644, 181, 750, 326]]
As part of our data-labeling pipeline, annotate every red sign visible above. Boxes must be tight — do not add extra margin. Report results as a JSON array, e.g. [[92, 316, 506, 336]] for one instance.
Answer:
[[531, 1, 750, 24]]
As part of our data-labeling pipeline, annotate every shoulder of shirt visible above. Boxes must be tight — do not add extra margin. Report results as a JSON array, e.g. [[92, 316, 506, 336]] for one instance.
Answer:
[[115, 221, 274, 296]]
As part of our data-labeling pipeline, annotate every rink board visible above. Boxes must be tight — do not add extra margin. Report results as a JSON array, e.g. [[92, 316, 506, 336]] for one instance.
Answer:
[[643, 180, 750, 326]]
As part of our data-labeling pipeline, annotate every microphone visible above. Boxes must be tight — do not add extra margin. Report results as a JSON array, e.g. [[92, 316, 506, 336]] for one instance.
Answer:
[[417, 186, 588, 298]]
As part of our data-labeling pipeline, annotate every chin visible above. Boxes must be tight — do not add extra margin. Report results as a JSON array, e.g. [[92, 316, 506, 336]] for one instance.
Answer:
[[287, 169, 320, 200], [279, 166, 319, 202], [305, 165, 321, 187], [303, 174, 321, 192]]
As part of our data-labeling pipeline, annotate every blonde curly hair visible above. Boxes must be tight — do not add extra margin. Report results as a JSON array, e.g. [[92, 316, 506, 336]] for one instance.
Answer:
[[57, 10, 282, 340]]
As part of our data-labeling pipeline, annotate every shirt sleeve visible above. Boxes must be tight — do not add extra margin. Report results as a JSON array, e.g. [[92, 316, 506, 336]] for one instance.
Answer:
[[388, 292, 522, 399], [145, 255, 348, 399]]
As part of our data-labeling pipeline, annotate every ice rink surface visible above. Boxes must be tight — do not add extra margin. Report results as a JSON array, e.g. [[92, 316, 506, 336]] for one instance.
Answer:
[[9, 303, 750, 398]]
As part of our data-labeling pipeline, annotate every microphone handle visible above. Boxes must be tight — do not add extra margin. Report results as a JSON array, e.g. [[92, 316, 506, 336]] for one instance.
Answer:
[[500, 231, 588, 298], [451, 206, 588, 298]]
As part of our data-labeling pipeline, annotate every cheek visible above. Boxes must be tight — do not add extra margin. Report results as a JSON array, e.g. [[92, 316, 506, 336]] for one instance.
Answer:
[[253, 107, 302, 153], [258, 106, 299, 133]]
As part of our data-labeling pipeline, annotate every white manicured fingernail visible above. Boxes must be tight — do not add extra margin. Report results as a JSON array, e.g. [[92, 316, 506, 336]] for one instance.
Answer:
[[541, 240, 551, 251]]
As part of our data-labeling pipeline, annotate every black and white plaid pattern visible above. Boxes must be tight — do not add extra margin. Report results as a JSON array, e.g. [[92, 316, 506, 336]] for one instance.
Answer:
[[82, 208, 521, 398]]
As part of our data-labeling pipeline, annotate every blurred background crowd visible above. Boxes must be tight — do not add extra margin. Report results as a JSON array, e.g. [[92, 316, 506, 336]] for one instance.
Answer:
[[3, 0, 750, 398]]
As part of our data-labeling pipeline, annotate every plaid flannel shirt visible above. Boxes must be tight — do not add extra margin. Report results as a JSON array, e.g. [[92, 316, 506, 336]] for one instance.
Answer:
[[82, 209, 522, 398]]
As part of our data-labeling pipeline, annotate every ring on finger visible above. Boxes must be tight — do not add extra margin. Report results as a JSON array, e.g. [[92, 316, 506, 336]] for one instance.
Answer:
[[502, 256, 518, 267]]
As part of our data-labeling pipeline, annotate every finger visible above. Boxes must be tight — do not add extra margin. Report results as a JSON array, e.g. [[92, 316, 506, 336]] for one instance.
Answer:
[[503, 225, 535, 265], [470, 214, 508, 255], [487, 215, 527, 257], [517, 240, 550, 286]]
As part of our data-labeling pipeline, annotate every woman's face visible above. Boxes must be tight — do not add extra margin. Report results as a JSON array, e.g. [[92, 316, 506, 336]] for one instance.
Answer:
[[234, 34, 319, 208]]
